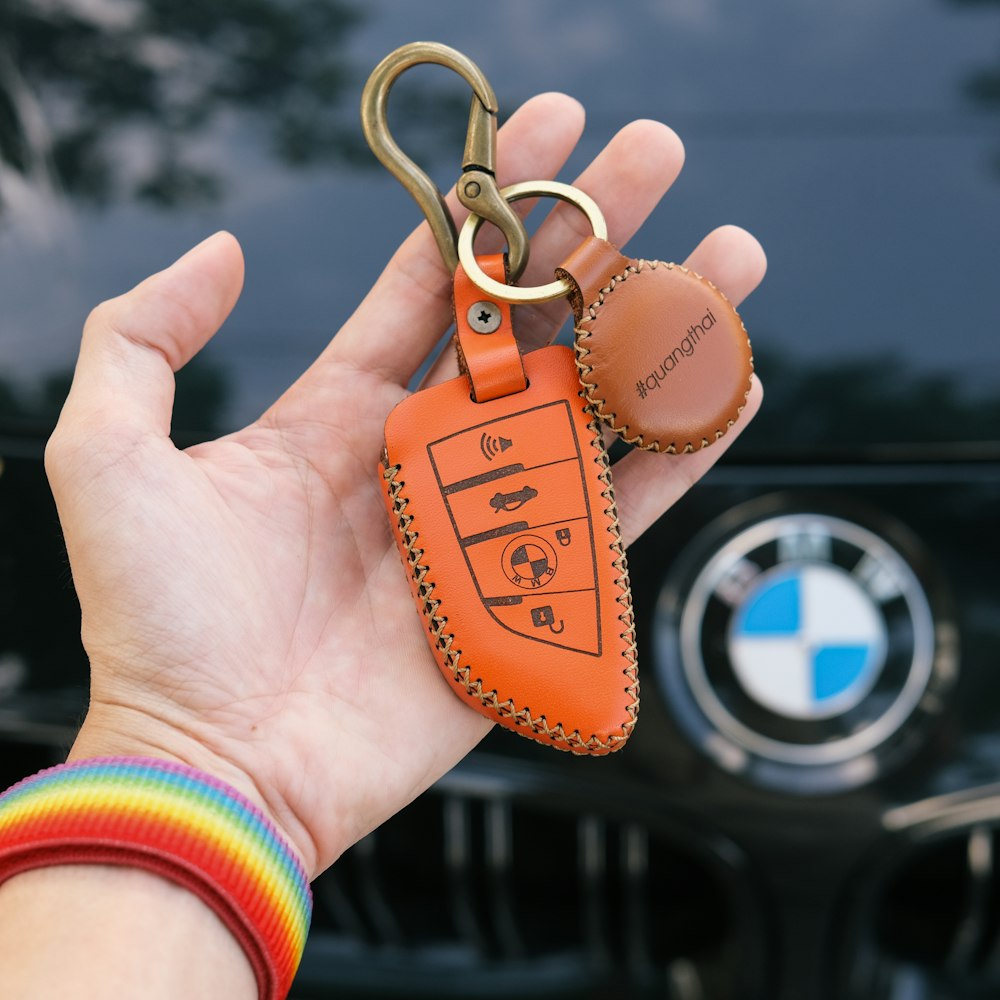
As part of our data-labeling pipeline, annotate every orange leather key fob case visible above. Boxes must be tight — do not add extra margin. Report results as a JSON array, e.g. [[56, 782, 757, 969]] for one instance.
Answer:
[[381, 256, 638, 754]]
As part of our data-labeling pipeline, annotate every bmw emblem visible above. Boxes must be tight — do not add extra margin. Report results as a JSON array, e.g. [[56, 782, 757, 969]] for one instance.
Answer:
[[654, 503, 957, 793]]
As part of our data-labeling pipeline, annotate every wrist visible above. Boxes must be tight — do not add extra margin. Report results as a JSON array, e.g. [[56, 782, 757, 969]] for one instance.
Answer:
[[70, 704, 317, 877], [0, 755, 312, 1000], [0, 864, 257, 1000]]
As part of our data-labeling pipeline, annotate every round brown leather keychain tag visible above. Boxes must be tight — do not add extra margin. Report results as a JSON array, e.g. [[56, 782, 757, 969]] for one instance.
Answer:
[[557, 236, 754, 453]]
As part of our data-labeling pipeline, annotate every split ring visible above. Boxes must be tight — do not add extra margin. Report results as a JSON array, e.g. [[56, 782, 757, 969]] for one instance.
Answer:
[[457, 180, 608, 304]]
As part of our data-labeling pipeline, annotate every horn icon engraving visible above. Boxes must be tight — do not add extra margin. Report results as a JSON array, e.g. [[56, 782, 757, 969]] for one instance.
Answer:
[[480, 433, 513, 461]]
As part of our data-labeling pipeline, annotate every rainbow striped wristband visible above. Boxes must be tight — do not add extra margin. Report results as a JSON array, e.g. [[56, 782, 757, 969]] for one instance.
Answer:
[[0, 757, 312, 1000]]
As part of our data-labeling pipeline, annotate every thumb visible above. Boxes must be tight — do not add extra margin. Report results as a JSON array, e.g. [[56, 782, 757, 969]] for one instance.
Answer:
[[55, 231, 244, 444]]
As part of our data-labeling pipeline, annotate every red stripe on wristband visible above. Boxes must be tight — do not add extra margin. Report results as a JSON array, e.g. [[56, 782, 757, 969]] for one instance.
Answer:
[[0, 757, 312, 1000]]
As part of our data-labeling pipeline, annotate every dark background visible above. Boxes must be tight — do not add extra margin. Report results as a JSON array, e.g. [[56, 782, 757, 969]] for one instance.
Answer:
[[2, 2, 1000, 997]]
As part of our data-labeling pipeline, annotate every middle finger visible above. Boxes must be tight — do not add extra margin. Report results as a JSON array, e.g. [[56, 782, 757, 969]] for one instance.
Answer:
[[420, 118, 685, 389]]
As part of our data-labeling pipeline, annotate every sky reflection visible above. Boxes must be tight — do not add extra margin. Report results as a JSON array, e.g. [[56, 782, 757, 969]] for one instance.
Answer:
[[1, 0, 998, 449]]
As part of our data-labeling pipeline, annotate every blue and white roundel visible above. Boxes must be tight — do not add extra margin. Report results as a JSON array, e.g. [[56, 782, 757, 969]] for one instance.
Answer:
[[728, 564, 887, 720]]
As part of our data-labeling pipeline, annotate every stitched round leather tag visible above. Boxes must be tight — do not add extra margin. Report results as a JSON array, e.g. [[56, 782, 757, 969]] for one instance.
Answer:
[[558, 237, 754, 453]]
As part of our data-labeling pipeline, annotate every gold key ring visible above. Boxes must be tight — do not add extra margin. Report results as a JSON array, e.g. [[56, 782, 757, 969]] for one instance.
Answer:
[[457, 180, 608, 304]]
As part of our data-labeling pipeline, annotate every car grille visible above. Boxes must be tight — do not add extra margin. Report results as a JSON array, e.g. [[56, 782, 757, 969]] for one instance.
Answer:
[[294, 754, 769, 999], [840, 803, 1000, 999]]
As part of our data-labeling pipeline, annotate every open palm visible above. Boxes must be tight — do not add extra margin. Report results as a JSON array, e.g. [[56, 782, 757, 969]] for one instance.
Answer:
[[46, 93, 765, 877]]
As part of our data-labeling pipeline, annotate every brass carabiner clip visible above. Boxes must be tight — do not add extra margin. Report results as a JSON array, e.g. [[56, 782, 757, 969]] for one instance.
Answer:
[[360, 42, 529, 281]]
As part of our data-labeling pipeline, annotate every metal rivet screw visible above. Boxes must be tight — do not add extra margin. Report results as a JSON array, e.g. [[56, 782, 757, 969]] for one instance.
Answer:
[[464, 180, 481, 199], [467, 300, 501, 334]]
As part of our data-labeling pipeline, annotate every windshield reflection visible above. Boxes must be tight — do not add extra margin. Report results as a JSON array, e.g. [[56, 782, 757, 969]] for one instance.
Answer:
[[1, 0, 999, 450], [0, 0, 472, 216]]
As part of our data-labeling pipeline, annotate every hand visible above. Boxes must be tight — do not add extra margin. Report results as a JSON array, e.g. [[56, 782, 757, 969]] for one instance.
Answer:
[[45, 92, 766, 878]]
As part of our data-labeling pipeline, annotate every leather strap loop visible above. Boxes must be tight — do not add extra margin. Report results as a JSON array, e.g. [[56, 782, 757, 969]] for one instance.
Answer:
[[453, 254, 527, 402], [556, 236, 631, 318]]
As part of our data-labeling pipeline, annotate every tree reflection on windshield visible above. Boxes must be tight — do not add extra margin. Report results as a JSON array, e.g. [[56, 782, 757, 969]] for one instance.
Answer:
[[0, 0, 465, 215], [741, 346, 1000, 457], [949, 0, 1000, 169]]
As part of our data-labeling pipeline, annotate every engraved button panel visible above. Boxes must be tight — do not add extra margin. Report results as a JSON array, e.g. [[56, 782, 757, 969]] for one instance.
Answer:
[[428, 401, 601, 655]]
